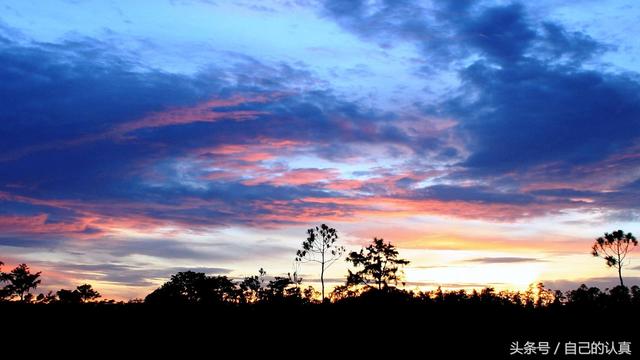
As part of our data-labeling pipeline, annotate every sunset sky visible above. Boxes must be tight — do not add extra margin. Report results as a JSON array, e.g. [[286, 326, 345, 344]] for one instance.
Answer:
[[1, 0, 640, 300]]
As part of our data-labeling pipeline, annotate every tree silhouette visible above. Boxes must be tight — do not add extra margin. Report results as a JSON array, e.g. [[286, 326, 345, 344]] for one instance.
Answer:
[[145, 271, 240, 304], [2, 263, 41, 301], [145, 271, 208, 304], [76, 284, 101, 302], [345, 238, 410, 290], [0, 261, 9, 301], [295, 224, 345, 301], [56, 284, 101, 303], [592, 230, 637, 287], [566, 284, 605, 306], [264, 276, 293, 303], [36, 291, 56, 304], [200, 275, 237, 304], [57, 288, 83, 304], [239, 268, 265, 304], [283, 263, 304, 300]]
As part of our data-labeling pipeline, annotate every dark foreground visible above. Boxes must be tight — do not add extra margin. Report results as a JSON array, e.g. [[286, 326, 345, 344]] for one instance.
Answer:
[[2, 302, 637, 359]]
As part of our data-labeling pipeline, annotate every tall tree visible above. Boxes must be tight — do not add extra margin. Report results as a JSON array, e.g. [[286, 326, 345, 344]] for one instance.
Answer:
[[295, 224, 345, 301], [592, 230, 637, 287], [346, 238, 410, 290], [3, 263, 41, 301]]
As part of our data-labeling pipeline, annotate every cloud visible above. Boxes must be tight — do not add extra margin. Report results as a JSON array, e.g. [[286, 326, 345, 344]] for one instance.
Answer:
[[42, 262, 232, 287], [542, 277, 640, 291], [320, 0, 640, 220], [460, 3, 536, 63], [465, 257, 546, 264], [244, 168, 340, 186], [446, 60, 640, 173], [321, 1, 608, 65], [404, 281, 500, 289], [412, 185, 536, 205], [1, 2, 639, 261], [0, 28, 501, 249]]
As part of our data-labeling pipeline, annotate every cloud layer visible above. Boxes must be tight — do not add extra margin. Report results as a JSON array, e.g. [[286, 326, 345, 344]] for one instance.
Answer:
[[1, 0, 640, 297]]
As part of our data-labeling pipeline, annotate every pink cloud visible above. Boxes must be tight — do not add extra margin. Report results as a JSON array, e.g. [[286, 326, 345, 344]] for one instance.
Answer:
[[112, 97, 268, 135], [250, 168, 340, 186], [0, 213, 101, 238], [324, 179, 365, 190], [0, 94, 285, 162]]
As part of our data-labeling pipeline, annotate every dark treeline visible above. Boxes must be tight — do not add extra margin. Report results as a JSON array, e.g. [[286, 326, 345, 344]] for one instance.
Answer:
[[3, 261, 640, 308], [1, 226, 638, 309], [1, 226, 638, 358], [125, 270, 640, 309]]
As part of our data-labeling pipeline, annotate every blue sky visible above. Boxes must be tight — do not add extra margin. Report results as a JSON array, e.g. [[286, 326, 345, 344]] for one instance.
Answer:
[[1, 0, 640, 299]]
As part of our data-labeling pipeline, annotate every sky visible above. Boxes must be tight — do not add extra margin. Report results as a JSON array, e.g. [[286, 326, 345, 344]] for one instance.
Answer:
[[1, 0, 640, 300]]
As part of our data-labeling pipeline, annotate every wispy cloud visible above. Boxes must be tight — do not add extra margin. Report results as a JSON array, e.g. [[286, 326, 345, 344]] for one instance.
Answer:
[[465, 257, 546, 264]]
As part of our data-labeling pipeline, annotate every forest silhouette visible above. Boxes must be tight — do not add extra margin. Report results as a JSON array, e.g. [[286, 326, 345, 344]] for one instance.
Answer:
[[1, 226, 638, 357]]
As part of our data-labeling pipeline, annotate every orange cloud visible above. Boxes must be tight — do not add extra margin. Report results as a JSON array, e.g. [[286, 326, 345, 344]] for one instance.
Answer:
[[346, 225, 586, 253]]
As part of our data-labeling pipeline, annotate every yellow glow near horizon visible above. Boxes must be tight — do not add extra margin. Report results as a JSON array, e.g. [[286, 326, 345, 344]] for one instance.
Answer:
[[404, 263, 543, 291]]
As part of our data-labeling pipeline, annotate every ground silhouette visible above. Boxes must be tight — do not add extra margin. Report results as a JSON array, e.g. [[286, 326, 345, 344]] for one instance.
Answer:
[[1, 231, 639, 357]]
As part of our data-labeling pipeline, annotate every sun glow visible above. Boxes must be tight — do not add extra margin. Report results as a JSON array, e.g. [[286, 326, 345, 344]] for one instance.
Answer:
[[404, 263, 544, 291]]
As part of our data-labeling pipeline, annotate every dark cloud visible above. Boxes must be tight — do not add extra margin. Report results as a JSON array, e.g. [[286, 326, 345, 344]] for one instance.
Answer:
[[107, 238, 295, 262], [446, 60, 640, 173], [0, 33, 446, 230], [0, 235, 66, 248], [1, 1, 639, 267], [543, 277, 640, 292], [405, 281, 502, 289], [321, 0, 640, 219], [460, 3, 535, 63], [465, 257, 546, 264], [2, 234, 295, 262], [536, 22, 609, 63], [321, 1, 608, 66], [37, 262, 231, 287], [0, 37, 220, 155], [413, 185, 535, 205]]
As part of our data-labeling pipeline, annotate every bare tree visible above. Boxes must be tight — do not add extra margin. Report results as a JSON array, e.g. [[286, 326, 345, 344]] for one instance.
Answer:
[[295, 224, 345, 301], [592, 230, 637, 287]]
